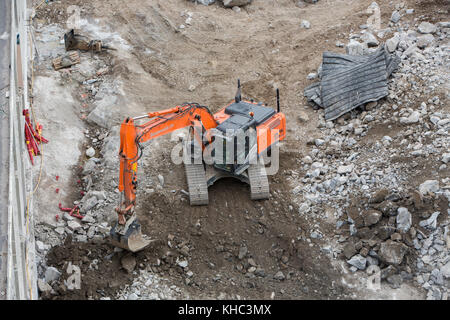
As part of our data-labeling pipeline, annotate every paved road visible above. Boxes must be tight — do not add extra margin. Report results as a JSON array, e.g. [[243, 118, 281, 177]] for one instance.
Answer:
[[0, 0, 11, 300]]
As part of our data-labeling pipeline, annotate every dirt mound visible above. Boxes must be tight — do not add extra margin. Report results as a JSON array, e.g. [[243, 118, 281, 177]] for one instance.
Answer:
[[44, 235, 170, 300], [44, 237, 128, 299]]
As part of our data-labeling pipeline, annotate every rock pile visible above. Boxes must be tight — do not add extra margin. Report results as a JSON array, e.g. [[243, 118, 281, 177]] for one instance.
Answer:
[[338, 183, 449, 298], [296, 8, 449, 299]]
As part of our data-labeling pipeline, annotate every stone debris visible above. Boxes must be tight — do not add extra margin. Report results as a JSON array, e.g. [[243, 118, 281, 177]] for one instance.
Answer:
[[121, 254, 137, 273], [300, 20, 311, 29], [417, 22, 437, 34], [390, 10, 401, 23], [189, 0, 216, 5], [385, 35, 400, 53], [345, 40, 366, 56], [86, 147, 95, 158], [419, 212, 440, 230], [37, 279, 53, 293], [347, 254, 367, 270], [361, 32, 379, 47], [364, 210, 381, 226], [45, 266, 61, 283], [417, 34, 434, 49], [419, 180, 439, 196], [396, 207, 411, 233], [222, 0, 252, 7], [273, 271, 285, 281]]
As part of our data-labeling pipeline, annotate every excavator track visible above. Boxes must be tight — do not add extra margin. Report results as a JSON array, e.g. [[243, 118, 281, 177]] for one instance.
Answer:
[[185, 163, 209, 205], [248, 162, 270, 200]]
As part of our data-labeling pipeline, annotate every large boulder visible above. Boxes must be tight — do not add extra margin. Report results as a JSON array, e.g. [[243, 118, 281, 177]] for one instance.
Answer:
[[417, 22, 437, 34], [346, 39, 366, 55], [86, 95, 119, 129], [347, 254, 367, 270], [379, 240, 408, 265], [364, 210, 382, 226], [385, 35, 400, 53], [418, 180, 439, 196], [44, 266, 61, 283], [417, 34, 434, 48]]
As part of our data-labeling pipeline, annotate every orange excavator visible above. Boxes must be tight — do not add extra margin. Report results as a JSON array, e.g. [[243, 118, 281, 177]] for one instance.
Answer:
[[110, 81, 286, 251]]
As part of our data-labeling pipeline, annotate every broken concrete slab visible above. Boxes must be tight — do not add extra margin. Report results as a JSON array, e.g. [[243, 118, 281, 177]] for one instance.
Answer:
[[81, 196, 99, 212], [67, 220, 82, 231], [86, 95, 119, 129]]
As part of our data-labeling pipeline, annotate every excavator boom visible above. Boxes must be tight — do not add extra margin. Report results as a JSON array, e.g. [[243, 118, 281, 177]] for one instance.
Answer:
[[111, 103, 217, 252]]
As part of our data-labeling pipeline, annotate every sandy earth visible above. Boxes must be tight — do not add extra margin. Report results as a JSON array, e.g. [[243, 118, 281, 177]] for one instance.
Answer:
[[29, 0, 449, 300]]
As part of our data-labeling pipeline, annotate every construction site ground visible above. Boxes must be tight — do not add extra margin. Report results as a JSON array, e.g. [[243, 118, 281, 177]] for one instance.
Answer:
[[30, 0, 449, 300]]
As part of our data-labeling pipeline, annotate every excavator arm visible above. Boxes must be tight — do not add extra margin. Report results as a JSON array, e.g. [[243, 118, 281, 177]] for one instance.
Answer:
[[115, 103, 217, 227]]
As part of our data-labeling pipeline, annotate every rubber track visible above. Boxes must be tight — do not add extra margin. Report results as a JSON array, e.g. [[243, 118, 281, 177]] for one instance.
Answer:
[[248, 163, 270, 200], [185, 163, 209, 205]]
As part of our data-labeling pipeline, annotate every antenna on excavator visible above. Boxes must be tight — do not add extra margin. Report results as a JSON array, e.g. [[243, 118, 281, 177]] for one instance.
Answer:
[[276, 88, 280, 113], [235, 79, 241, 103]]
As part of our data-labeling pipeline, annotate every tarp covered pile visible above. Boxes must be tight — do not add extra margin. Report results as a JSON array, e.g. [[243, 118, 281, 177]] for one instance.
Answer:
[[304, 47, 400, 120]]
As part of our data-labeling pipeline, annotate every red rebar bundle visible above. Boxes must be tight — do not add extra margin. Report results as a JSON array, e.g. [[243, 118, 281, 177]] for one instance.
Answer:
[[23, 109, 48, 165]]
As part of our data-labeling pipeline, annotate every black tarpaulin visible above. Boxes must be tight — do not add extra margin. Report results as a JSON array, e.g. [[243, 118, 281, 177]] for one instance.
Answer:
[[304, 47, 400, 120]]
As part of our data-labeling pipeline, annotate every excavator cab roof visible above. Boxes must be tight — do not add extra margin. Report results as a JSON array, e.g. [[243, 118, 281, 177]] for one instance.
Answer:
[[217, 101, 276, 133]]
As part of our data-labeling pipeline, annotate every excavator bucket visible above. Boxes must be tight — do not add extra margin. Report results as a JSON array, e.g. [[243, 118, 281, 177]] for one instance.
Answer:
[[110, 219, 154, 252]]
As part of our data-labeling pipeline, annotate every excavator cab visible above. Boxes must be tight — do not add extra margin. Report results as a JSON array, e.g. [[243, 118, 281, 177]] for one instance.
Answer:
[[211, 126, 258, 176]]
